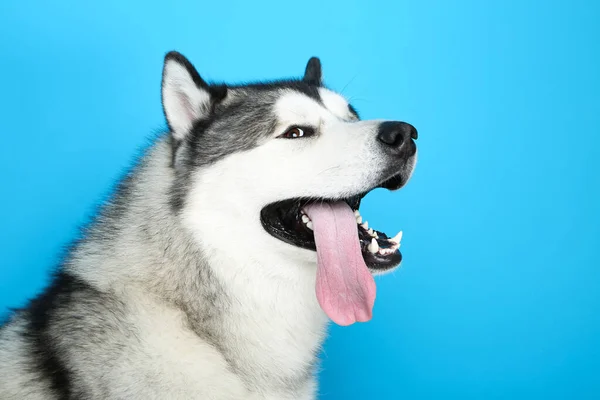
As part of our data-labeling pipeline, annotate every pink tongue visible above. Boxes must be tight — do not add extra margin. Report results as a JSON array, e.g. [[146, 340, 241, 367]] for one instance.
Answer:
[[303, 201, 376, 326]]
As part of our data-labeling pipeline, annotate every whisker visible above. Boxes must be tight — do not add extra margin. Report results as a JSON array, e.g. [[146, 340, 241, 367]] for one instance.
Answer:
[[339, 73, 359, 96]]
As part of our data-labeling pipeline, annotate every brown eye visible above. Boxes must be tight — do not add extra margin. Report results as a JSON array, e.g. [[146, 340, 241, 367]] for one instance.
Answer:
[[279, 126, 315, 139]]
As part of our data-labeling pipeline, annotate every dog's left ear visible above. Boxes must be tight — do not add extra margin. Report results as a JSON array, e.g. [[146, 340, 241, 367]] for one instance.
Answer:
[[162, 51, 224, 141], [303, 57, 322, 86]]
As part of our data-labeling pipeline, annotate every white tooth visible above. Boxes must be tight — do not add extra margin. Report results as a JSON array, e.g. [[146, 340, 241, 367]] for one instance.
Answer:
[[368, 238, 379, 253], [390, 231, 403, 244], [354, 210, 360, 217], [361, 221, 368, 230], [301, 215, 310, 223], [368, 228, 374, 235], [356, 215, 362, 224], [306, 221, 313, 230]]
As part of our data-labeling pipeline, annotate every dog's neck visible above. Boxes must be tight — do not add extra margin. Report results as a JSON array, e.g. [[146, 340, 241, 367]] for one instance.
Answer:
[[196, 248, 328, 388], [180, 173, 329, 391], [70, 137, 328, 393]]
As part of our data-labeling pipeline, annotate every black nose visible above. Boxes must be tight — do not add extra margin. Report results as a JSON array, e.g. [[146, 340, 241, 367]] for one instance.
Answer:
[[377, 121, 418, 152]]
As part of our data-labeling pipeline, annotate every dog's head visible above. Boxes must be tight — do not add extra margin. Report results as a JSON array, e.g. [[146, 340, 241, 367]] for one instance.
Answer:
[[161, 52, 417, 279]]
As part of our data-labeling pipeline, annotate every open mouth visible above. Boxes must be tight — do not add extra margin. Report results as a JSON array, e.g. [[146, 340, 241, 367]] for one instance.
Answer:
[[259, 173, 406, 271], [259, 173, 407, 326]]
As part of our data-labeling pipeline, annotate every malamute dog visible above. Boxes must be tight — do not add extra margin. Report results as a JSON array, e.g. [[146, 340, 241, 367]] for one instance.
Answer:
[[0, 52, 418, 399]]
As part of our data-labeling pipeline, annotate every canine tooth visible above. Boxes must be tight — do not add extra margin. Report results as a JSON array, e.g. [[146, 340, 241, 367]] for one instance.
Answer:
[[306, 221, 313, 230], [368, 238, 379, 253], [354, 210, 360, 217], [301, 215, 310, 224], [361, 221, 369, 230], [390, 231, 403, 244], [356, 215, 362, 224]]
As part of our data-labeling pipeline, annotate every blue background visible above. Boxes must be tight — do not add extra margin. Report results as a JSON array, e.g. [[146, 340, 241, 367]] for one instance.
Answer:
[[1, 0, 599, 398]]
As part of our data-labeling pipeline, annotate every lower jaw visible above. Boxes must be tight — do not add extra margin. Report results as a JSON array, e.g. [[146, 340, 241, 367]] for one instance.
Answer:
[[362, 250, 402, 272]]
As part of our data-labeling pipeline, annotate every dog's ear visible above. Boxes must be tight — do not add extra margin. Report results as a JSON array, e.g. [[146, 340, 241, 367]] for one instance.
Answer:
[[303, 57, 322, 86], [162, 51, 218, 141]]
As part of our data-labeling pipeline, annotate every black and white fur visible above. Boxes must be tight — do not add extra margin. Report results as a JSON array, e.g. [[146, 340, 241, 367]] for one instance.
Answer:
[[0, 52, 417, 399]]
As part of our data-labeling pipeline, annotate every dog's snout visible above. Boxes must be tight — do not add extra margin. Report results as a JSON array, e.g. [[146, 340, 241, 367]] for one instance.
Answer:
[[377, 121, 417, 156]]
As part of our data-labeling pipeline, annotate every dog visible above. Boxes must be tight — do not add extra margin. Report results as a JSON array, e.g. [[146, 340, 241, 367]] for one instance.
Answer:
[[0, 51, 418, 399]]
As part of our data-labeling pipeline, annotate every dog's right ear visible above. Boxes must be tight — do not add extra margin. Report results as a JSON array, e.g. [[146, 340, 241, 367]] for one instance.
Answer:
[[303, 57, 322, 86], [162, 51, 217, 141]]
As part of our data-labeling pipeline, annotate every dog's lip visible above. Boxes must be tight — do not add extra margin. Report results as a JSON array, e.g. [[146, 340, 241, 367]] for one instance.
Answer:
[[377, 170, 406, 191]]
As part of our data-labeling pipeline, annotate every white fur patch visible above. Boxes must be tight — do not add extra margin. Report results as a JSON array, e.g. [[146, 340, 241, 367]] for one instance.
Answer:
[[318, 88, 355, 120], [273, 89, 356, 137]]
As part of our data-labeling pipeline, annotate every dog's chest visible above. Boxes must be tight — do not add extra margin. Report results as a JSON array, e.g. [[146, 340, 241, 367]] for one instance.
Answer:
[[218, 276, 328, 391], [187, 254, 327, 393], [119, 290, 323, 399]]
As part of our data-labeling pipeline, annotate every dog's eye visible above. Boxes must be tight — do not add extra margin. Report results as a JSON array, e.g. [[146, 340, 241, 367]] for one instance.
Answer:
[[278, 126, 315, 139]]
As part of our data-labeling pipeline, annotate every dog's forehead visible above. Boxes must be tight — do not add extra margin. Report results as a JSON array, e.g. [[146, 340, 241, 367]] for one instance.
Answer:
[[318, 88, 354, 119], [274, 88, 352, 124]]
